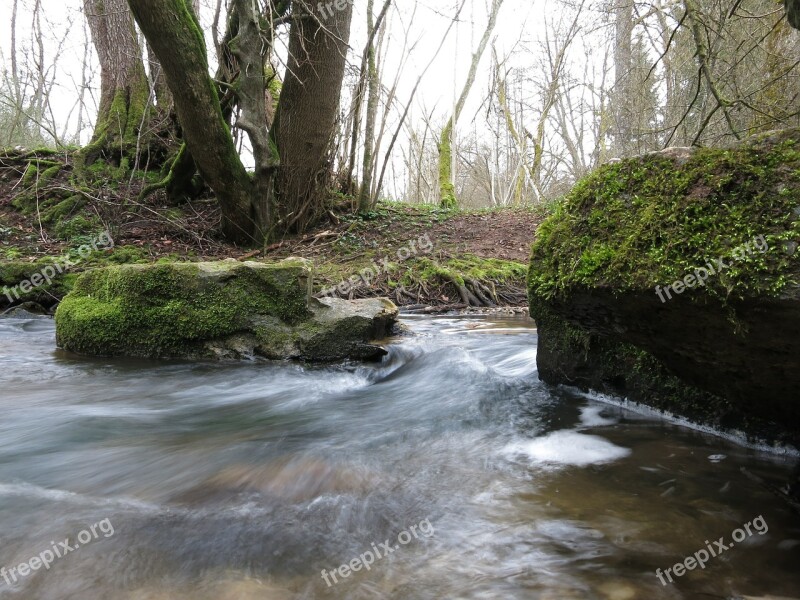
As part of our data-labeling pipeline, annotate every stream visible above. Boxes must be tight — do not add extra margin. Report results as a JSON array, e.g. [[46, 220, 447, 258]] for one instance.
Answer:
[[0, 313, 798, 599]]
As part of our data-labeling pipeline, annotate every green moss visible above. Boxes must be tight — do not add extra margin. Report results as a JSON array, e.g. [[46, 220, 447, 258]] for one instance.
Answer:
[[0, 248, 23, 260], [40, 195, 85, 225], [105, 246, 150, 265], [529, 130, 800, 303], [21, 163, 38, 185], [438, 120, 457, 209], [403, 255, 527, 288], [55, 261, 313, 357], [0, 258, 77, 308], [54, 214, 102, 242]]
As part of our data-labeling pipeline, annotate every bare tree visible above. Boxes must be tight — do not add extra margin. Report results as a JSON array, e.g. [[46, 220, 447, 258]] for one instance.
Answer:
[[438, 0, 504, 208]]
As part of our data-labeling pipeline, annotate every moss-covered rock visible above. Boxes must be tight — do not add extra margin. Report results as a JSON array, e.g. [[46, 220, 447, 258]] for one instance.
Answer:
[[529, 129, 800, 445], [0, 259, 78, 311], [55, 259, 398, 362]]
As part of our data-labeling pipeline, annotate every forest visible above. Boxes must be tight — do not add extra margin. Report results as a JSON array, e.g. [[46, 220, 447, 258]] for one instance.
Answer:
[[0, 1, 799, 599]]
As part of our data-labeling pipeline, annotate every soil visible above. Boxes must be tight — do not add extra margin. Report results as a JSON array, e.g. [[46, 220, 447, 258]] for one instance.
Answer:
[[0, 149, 545, 309]]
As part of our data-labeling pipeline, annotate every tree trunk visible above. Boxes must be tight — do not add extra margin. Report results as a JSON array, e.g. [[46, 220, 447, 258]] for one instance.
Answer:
[[611, 0, 634, 156], [126, 0, 256, 244], [358, 0, 381, 213], [148, 0, 200, 111], [438, 0, 503, 208], [82, 0, 153, 168], [270, 1, 354, 234], [127, 0, 353, 244]]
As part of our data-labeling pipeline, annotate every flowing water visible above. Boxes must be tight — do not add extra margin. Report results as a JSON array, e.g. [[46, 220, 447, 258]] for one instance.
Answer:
[[0, 313, 798, 600]]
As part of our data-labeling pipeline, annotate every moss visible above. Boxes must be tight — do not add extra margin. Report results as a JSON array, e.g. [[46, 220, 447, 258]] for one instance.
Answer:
[[0, 258, 77, 309], [528, 130, 800, 443], [438, 120, 457, 209], [55, 261, 313, 357], [21, 163, 38, 185], [105, 246, 150, 264], [266, 64, 282, 111], [40, 195, 85, 225], [403, 255, 527, 288], [78, 65, 153, 170], [40, 164, 62, 181], [0, 248, 23, 260], [54, 214, 102, 241], [529, 130, 800, 303]]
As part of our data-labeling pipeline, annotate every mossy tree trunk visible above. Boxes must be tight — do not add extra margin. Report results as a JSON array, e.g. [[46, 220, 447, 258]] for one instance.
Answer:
[[126, 0, 352, 244], [126, 0, 256, 244], [438, 119, 457, 208], [437, 0, 503, 208], [81, 0, 155, 169]]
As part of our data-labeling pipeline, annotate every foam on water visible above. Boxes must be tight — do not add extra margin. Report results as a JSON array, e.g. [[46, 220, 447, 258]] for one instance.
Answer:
[[0, 481, 160, 511], [578, 405, 618, 428], [574, 388, 800, 457], [503, 430, 632, 468]]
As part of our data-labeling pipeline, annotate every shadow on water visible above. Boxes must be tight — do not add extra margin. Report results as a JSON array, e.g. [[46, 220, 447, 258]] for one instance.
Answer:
[[0, 313, 798, 599]]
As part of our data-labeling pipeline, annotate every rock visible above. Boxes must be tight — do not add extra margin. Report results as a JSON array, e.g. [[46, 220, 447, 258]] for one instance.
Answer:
[[0, 259, 74, 311], [529, 129, 800, 445], [1, 301, 49, 317], [55, 259, 398, 361]]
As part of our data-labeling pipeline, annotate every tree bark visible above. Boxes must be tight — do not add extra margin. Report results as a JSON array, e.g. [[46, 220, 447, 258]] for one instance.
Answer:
[[271, 1, 354, 234], [126, 0, 256, 244], [611, 0, 634, 156], [148, 0, 200, 111], [358, 0, 383, 213], [230, 0, 275, 238], [82, 0, 153, 168]]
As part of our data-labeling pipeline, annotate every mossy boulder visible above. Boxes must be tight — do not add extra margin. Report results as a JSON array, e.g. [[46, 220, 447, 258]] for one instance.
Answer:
[[529, 129, 800, 445], [1, 259, 77, 312], [55, 259, 398, 362]]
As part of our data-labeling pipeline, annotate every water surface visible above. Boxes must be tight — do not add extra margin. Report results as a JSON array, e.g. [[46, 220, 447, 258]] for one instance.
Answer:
[[0, 314, 797, 599]]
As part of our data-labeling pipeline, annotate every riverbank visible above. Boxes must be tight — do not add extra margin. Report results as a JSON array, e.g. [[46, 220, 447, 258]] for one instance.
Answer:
[[0, 149, 543, 313]]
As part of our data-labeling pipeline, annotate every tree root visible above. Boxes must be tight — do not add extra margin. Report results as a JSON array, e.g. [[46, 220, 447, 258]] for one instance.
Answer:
[[139, 143, 199, 203]]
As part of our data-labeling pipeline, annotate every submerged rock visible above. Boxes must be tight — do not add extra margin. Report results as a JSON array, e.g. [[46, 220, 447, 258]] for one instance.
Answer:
[[55, 259, 398, 361], [175, 457, 381, 505], [528, 129, 800, 445]]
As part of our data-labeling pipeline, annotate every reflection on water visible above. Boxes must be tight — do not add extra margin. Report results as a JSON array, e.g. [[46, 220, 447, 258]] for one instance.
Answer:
[[0, 313, 798, 599]]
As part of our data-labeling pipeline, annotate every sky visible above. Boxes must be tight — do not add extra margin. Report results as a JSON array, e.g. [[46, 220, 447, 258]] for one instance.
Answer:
[[0, 0, 544, 140]]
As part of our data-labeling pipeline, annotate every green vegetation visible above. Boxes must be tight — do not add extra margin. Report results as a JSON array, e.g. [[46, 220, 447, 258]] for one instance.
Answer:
[[529, 130, 800, 302], [55, 260, 312, 357], [438, 120, 457, 209]]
